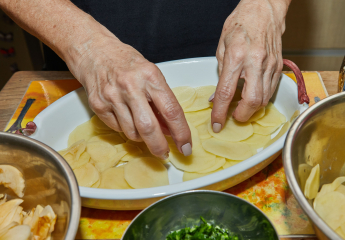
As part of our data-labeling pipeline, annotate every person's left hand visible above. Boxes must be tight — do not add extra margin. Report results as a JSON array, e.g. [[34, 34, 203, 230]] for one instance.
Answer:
[[210, 0, 290, 133]]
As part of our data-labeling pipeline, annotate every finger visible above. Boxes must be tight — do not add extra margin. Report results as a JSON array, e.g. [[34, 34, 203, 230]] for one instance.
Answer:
[[270, 57, 283, 97], [150, 102, 171, 136], [87, 95, 122, 132], [233, 67, 263, 122], [111, 101, 142, 142], [98, 112, 123, 132], [216, 42, 226, 75], [149, 82, 192, 156], [262, 56, 277, 106], [211, 48, 243, 132], [129, 95, 170, 159]]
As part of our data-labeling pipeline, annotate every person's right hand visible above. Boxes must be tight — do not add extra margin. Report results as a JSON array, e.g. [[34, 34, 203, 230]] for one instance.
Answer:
[[66, 33, 192, 159]]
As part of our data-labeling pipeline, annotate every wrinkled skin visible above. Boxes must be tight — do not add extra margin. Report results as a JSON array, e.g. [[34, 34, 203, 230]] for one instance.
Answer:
[[212, 0, 289, 132], [69, 35, 192, 159], [0, 0, 290, 158]]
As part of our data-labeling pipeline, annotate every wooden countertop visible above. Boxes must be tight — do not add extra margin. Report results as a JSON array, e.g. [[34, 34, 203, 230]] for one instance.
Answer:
[[0, 71, 339, 130]]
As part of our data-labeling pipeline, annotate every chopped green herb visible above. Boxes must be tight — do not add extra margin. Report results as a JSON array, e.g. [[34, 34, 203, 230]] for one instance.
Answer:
[[166, 217, 240, 240]]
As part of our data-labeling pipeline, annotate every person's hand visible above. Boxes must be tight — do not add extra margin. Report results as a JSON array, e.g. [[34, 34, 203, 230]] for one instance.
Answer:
[[67, 33, 192, 159], [211, 0, 290, 132]]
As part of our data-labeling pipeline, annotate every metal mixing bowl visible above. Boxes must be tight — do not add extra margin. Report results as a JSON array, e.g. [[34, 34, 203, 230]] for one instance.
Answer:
[[122, 190, 278, 240], [284, 91, 345, 240], [0, 132, 81, 240]]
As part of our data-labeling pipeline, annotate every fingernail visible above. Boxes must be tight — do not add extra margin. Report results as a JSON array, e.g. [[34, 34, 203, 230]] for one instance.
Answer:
[[213, 123, 222, 133], [208, 92, 215, 102], [181, 143, 192, 156], [161, 151, 169, 160]]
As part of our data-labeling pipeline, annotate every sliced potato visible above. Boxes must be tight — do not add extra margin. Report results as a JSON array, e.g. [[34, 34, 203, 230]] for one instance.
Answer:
[[255, 102, 286, 127], [73, 163, 100, 187], [90, 115, 113, 132], [207, 119, 253, 142], [241, 134, 271, 150], [304, 164, 320, 200], [197, 157, 226, 173], [124, 158, 169, 189], [169, 144, 216, 172], [86, 141, 118, 163], [0, 165, 25, 198], [185, 108, 211, 127], [172, 86, 197, 109], [247, 107, 265, 122], [183, 169, 220, 182], [69, 151, 90, 170], [263, 121, 291, 148], [298, 163, 313, 193], [252, 122, 281, 136], [68, 120, 98, 146], [88, 133, 125, 146], [99, 167, 132, 189], [222, 159, 240, 169], [314, 191, 345, 230], [196, 123, 212, 140], [202, 138, 253, 161], [184, 85, 216, 112]]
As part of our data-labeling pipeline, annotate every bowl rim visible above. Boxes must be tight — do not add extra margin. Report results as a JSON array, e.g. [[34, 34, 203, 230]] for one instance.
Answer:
[[0, 131, 81, 240], [121, 190, 279, 240], [32, 57, 309, 201], [283, 91, 345, 240]]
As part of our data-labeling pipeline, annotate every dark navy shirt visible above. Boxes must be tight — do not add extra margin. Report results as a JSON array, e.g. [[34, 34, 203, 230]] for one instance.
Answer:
[[43, 0, 240, 70]]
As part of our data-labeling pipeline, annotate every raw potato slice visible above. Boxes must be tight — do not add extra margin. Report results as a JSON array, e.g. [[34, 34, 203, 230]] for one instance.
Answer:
[[335, 184, 345, 196], [336, 227, 345, 239], [197, 157, 226, 173], [222, 159, 240, 169], [290, 110, 300, 123], [315, 177, 345, 201], [86, 141, 118, 163], [88, 133, 125, 146], [172, 86, 197, 109], [69, 151, 90, 170], [73, 163, 100, 187], [184, 85, 216, 112], [183, 169, 220, 182], [169, 146, 217, 172], [202, 138, 253, 161], [314, 191, 345, 230], [0, 165, 25, 198], [241, 134, 271, 150], [247, 107, 265, 122], [252, 122, 281, 136], [116, 142, 143, 162], [298, 164, 313, 193], [255, 102, 286, 127], [68, 120, 98, 146], [90, 114, 113, 132], [304, 164, 320, 200], [207, 119, 253, 142], [196, 124, 212, 140], [93, 150, 127, 172], [185, 108, 211, 127], [0, 224, 31, 240], [99, 167, 132, 189], [263, 121, 291, 148], [124, 158, 169, 189]]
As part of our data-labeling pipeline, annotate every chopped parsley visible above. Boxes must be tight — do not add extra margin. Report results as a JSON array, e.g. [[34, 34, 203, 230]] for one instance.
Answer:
[[166, 217, 240, 240]]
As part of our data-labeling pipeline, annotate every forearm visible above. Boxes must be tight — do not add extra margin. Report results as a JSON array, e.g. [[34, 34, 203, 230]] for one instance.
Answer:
[[0, 0, 117, 68]]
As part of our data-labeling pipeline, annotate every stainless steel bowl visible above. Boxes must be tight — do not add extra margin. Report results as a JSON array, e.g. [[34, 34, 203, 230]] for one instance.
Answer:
[[284, 91, 345, 240], [0, 132, 81, 240], [122, 190, 279, 240]]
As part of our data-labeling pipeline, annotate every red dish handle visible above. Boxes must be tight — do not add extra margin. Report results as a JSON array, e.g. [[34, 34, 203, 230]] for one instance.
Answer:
[[283, 59, 310, 104]]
